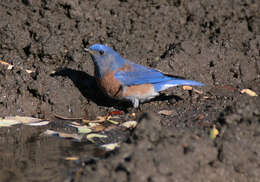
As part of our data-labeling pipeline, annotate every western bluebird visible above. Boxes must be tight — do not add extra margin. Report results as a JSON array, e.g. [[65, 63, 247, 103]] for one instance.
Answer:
[[84, 44, 204, 108]]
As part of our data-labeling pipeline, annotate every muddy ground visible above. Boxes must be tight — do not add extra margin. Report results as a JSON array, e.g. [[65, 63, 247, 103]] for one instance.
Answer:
[[0, 0, 260, 181]]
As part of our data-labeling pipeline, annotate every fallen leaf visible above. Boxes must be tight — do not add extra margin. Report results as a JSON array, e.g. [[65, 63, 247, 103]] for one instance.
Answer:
[[65, 157, 79, 161], [183, 86, 193, 90], [203, 96, 210, 99], [88, 122, 101, 127], [121, 121, 138, 128], [86, 133, 107, 143], [25, 69, 34, 74], [210, 125, 219, 139], [0, 60, 13, 66], [108, 110, 124, 116], [0, 60, 34, 73], [240, 89, 258, 96], [77, 127, 92, 134], [10, 116, 42, 123], [50, 70, 56, 74], [0, 119, 20, 127], [98, 115, 112, 121], [183, 86, 203, 94], [71, 122, 81, 126], [42, 129, 82, 141], [107, 119, 119, 125], [82, 115, 120, 124], [26, 121, 50, 126], [0, 116, 49, 127], [100, 143, 120, 151], [7, 65, 14, 70], [158, 110, 176, 116], [68, 124, 92, 134], [83, 116, 108, 123], [11, 116, 49, 125]]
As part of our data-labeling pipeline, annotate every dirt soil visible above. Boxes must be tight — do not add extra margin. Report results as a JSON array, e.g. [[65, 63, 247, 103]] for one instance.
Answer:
[[0, 0, 260, 181]]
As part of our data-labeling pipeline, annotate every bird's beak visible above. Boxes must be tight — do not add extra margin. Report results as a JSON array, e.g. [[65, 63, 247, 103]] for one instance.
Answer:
[[84, 48, 95, 55]]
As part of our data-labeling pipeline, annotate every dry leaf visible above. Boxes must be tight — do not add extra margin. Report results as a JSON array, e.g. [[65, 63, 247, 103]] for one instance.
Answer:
[[0, 116, 49, 127], [100, 143, 120, 151], [210, 125, 219, 139], [183, 86, 193, 90], [158, 110, 176, 116], [121, 121, 138, 128], [70, 122, 81, 126], [25, 69, 34, 73], [82, 115, 119, 124], [0, 60, 34, 73], [68, 124, 92, 134], [88, 122, 101, 127], [183, 86, 203, 94], [65, 157, 79, 161], [7, 65, 14, 70], [0, 60, 10, 65], [9, 116, 42, 124], [108, 110, 124, 116], [240, 89, 258, 96], [43, 129, 82, 141], [50, 70, 56, 74], [83, 116, 108, 123], [0, 60, 13, 68], [77, 126, 92, 134], [0, 119, 20, 127], [11, 116, 49, 125], [107, 119, 119, 125], [26, 121, 50, 126], [86, 133, 107, 143]]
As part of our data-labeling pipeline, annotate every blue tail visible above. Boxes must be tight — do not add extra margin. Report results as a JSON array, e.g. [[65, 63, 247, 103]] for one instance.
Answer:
[[154, 79, 204, 92]]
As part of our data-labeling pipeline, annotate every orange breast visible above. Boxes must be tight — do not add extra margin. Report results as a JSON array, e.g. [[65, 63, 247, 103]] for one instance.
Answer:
[[123, 84, 154, 97], [97, 63, 153, 99], [97, 70, 123, 98]]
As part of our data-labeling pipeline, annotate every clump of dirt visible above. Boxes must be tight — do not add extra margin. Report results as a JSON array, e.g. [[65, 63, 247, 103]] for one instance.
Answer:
[[0, 0, 259, 181]]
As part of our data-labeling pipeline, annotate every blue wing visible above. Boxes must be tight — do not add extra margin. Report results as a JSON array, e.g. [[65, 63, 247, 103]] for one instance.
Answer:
[[114, 61, 204, 91], [114, 61, 171, 85]]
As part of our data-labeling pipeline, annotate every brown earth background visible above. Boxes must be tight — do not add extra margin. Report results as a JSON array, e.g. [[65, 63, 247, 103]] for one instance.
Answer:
[[0, 0, 260, 181]]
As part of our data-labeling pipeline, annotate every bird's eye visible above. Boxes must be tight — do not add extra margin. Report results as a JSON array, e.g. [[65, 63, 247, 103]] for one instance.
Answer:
[[99, 50, 104, 55]]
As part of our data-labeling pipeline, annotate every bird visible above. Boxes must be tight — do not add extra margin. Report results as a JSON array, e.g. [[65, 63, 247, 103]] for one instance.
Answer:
[[84, 44, 204, 108]]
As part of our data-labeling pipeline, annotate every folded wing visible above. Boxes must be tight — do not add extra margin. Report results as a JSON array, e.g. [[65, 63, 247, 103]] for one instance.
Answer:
[[114, 61, 204, 92]]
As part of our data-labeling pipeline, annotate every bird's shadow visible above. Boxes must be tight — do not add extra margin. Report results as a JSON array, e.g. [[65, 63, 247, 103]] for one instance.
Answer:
[[51, 68, 125, 107], [51, 68, 183, 110]]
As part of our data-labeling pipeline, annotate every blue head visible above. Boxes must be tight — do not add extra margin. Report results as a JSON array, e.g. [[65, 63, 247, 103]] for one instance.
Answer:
[[85, 44, 126, 78]]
